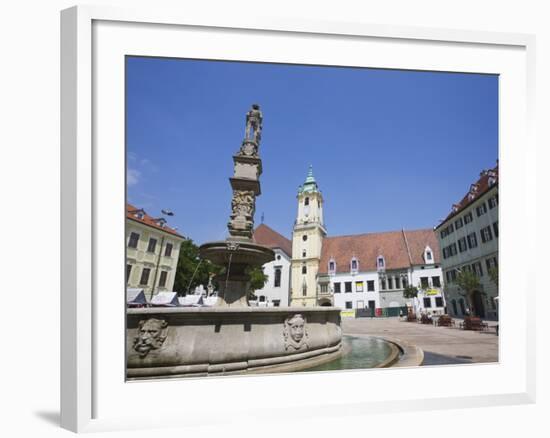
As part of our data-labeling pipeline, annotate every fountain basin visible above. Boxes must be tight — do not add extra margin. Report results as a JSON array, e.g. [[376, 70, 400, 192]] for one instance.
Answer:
[[199, 240, 275, 267], [127, 307, 342, 379]]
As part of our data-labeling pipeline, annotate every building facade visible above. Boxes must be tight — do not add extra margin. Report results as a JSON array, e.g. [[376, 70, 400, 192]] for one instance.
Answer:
[[287, 168, 445, 314], [126, 204, 184, 300], [436, 165, 499, 320], [252, 224, 292, 306]]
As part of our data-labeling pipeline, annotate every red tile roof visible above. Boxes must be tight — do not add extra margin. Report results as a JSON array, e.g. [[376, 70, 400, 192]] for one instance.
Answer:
[[253, 224, 292, 257], [318, 228, 440, 274], [437, 163, 498, 228], [126, 203, 184, 238]]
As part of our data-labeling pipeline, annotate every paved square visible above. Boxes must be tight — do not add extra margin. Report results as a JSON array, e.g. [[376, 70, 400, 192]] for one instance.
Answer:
[[342, 317, 499, 365]]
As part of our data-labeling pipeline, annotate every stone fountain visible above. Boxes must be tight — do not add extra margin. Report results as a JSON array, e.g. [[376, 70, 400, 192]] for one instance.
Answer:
[[126, 105, 342, 379]]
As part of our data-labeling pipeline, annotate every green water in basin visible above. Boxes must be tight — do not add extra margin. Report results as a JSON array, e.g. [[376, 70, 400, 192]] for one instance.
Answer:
[[303, 335, 397, 372]]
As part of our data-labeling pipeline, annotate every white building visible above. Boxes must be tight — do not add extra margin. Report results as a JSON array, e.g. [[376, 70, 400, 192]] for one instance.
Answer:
[[287, 167, 446, 315], [436, 164, 499, 320], [252, 224, 292, 306]]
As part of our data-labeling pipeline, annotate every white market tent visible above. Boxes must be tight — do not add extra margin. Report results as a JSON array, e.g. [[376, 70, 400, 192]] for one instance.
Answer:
[[127, 288, 148, 307], [203, 296, 218, 307], [150, 291, 179, 307], [178, 295, 204, 307]]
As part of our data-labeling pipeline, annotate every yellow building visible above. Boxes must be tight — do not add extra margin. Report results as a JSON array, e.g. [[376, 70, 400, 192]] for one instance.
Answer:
[[290, 166, 327, 306], [126, 204, 184, 299]]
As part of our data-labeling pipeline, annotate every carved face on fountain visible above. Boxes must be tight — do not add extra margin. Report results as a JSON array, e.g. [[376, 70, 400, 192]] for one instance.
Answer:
[[284, 314, 308, 350], [133, 318, 168, 358]]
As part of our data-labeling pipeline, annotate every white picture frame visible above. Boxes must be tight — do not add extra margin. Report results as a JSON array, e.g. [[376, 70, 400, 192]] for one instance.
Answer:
[[61, 5, 536, 433]]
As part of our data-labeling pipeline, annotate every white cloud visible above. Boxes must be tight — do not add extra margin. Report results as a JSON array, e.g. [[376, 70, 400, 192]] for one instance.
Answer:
[[127, 169, 141, 186]]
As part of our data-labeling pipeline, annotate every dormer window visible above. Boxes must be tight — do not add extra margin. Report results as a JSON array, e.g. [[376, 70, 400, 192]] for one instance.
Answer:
[[424, 246, 434, 264], [328, 258, 336, 275], [350, 257, 359, 274], [155, 218, 167, 227], [133, 209, 145, 220], [377, 255, 385, 271], [488, 176, 497, 186]]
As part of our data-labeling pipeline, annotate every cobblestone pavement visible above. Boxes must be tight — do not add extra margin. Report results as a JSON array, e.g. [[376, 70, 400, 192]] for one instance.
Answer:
[[342, 317, 499, 365]]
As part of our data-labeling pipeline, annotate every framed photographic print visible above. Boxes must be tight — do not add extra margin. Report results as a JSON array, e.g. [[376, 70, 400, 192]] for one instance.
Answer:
[[61, 5, 536, 433]]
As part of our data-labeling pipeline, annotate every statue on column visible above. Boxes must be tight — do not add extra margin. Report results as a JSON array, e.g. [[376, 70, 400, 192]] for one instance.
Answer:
[[244, 104, 263, 145]]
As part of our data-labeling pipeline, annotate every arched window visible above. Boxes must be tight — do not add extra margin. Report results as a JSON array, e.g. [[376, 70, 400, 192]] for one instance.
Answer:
[[302, 264, 307, 274], [304, 197, 310, 206], [274, 267, 282, 288], [302, 249, 307, 258], [302, 235, 308, 242]]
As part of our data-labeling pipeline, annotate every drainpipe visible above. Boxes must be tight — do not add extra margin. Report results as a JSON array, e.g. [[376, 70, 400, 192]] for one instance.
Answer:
[[151, 234, 165, 299]]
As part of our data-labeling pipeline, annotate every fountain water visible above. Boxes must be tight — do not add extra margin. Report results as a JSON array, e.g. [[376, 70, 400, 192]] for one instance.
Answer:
[[127, 105, 343, 379]]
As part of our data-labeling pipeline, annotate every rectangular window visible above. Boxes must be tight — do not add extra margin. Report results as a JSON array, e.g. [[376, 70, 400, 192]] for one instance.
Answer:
[[423, 297, 432, 308], [481, 226, 493, 243], [464, 212, 473, 224], [272, 300, 280, 307], [320, 283, 328, 293], [486, 257, 498, 271], [395, 277, 401, 289], [388, 277, 393, 289], [432, 276, 441, 287], [442, 247, 449, 259], [344, 282, 352, 293], [455, 217, 463, 229], [126, 264, 132, 282], [128, 232, 140, 248], [345, 301, 353, 309], [355, 281, 364, 292], [139, 268, 151, 285], [467, 233, 478, 249], [435, 297, 444, 307], [488, 195, 498, 209], [402, 277, 408, 288], [450, 243, 457, 256], [367, 280, 375, 292], [381, 279, 386, 290], [420, 277, 429, 288], [159, 271, 168, 287], [147, 238, 157, 253], [164, 242, 173, 257], [458, 237, 467, 253], [476, 203, 487, 216], [472, 262, 483, 277], [274, 267, 282, 288], [351, 259, 358, 271], [493, 221, 499, 238], [334, 282, 341, 293]]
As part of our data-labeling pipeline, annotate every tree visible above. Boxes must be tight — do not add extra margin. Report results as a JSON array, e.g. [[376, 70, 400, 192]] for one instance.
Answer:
[[246, 266, 268, 300], [173, 239, 222, 295], [403, 285, 419, 299], [455, 270, 482, 316]]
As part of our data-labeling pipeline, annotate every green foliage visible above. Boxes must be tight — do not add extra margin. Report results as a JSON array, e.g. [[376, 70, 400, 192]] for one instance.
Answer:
[[488, 266, 499, 286], [247, 266, 268, 292], [403, 285, 419, 299], [455, 270, 481, 295], [455, 269, 482, 316], [173, 239, 222, 295]]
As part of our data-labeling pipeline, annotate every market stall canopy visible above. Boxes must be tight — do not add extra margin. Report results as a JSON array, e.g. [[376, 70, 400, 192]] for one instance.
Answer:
[[127, 288, 148, 307], [150, 291, 179, 307], [178, 295, 204, 307]]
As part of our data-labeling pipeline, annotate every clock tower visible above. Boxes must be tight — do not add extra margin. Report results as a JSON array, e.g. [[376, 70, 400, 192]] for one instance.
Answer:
[[290, 166, 327, 306]]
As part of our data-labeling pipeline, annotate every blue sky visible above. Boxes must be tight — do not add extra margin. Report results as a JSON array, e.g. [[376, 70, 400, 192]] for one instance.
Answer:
[[126, 56, 498, 244]]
